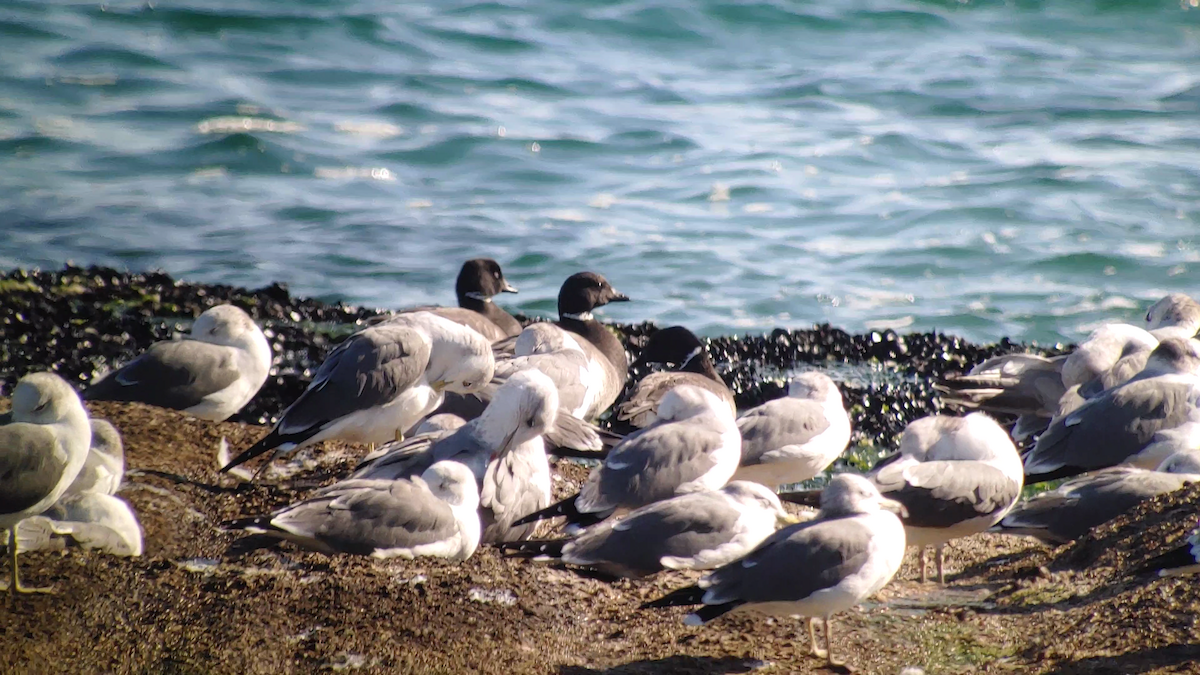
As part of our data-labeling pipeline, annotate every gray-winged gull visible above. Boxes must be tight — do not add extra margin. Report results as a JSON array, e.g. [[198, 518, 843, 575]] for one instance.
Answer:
[[995, 452, 1200, 545], [84, 304, 273, 421], [643, 474, 906, 668], [1145, 293, 1200, 340], [62, 419, 125, 498], [352, 370, 558, 543], [514, 385, 741, 531], [732, 372, 851, 489], [398, 258, 521, 342], [1, 372, 92, 594], [221, 312, 494, 474], [228, 460, 481, 560], [781, 412, 1023, 583], [1023, 338, 1200, 483], [17, 492, 143, 557], [500, 481, 797, 578], [616, 326, 734, 429]]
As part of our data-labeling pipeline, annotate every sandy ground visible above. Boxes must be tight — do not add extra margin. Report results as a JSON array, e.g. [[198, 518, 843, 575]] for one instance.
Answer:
[[3, 401, 1199, 675]]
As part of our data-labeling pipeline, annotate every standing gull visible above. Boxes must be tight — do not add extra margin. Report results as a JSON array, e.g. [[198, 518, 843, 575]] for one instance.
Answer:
[[400, 258, 522, 341], [1023, 338, 1200, 483], [995, 452, 1200, 545], [227, 461, 481, 561], [500, 481, 796, 578], [643, 474, 906, 668], [514, 385, 741, 531], [84, 304, 273, 421], [780, 412, 1024, 583], [221, 312, 494, 474], [1, 372, 92, 595], [616, 326, 734, 429], [732, 372, 851, 489], [352, 370, 559, 543]]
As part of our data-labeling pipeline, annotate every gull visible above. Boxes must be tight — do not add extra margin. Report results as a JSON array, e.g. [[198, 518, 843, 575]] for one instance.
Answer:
[[732, 372, 851, 489], [400, 258, 521, 341], [995, 452, 1200, 545], [514, 385, 741, 531], [63, 419, 125, 498], [220, 312, 494, 474], [1023, 338, 1200, 483], [936, 293, 1200, 439], [227, 461, 481, 560], [499, 481, 796, 578], [643, 474, 906, 669], [1, 372, 92, 595], [616, 326, 734, 429], [17, 492, 143, 557], [780, 412, 1024, 583], [84, 304, 273, 421], [352, 370, 558, 543]]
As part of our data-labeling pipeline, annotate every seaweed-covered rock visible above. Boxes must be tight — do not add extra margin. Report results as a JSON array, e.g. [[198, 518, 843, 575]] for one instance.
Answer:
[[1, 265, 1066, 445]]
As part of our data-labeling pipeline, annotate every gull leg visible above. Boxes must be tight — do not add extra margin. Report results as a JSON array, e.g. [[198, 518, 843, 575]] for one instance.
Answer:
[[394, 428, 404, 442], [919, 546, 928, 583], [368, 443, 376, 453], [824, 614, 838, 666], [937, 544, 947, 585], [807, 617, 824, 657], [5, 527, 53, 596]]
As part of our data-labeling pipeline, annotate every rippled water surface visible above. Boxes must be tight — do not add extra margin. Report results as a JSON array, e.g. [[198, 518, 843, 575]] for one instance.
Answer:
[[4, 0, 1200, 342]]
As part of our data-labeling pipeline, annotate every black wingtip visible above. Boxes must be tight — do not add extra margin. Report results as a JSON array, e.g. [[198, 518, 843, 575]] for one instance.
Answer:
[[219, 432, 279, 474], [1023, 465, 1085, 485], [495, 538, 569, 559], [777, 488, 822, 507], [512, 495, 582, 527], [641, 584, 705, 610], [548, 446, 610, 460], [1132, 544, 1198, 577]]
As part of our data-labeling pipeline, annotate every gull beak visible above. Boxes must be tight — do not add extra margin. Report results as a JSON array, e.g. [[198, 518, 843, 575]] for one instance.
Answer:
[[880, 497, 908, 518], [430, 379, 449, 392], [501, 281, 518, 294], [776, 511, 801, 527]]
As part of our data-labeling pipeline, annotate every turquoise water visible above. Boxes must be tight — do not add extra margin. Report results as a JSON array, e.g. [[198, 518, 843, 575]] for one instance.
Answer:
[[3, 0, 1200, 343]]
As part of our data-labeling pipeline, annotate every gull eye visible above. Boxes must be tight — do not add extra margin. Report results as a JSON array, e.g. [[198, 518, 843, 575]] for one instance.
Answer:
[[34, 400, 48, 413], [461, 381, 473, 389]]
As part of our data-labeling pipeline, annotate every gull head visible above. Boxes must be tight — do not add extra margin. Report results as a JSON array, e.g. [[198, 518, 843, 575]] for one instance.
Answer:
[[421, 460, 481, 511], [480, 369, 559, 452], [12, 372, 89, 428], [787, 371, 842, 408], [1158, 451, 1200, 475], [427, 329, 496, 395], [191, 305, 259, 347], [1146, 293, 1200, 334], [722, 480, 798, 526], [820, 474, 907, 518]]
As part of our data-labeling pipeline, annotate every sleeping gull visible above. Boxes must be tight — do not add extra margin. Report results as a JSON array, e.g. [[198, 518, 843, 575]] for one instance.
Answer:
[[732, 372, 851, 489], [1023, 338, 1200, 483], [352, 370, 558, 543], [227, 460, 481, 560], [17, 492, 143, 557], [499, 481, 796, 578], [514, 385, 741, 531], [994, 452, 1200, 545], [398, 258, 521, 341], [643, 474, 906, 668], [781, 412, 1023, 583], [1, 372, 92, 594], [936, 293, 1200, 438], [220, 312, 494, 474], [63, 419, 124, 498], [616, 326, 734, 429], [84, 304, 273, 421]]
